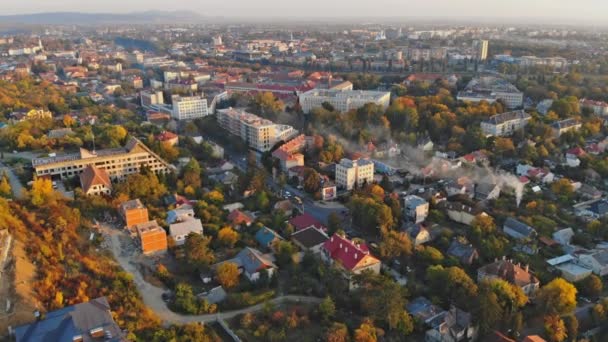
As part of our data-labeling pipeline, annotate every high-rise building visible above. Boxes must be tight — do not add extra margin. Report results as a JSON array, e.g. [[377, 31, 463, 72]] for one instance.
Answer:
[[474, 40, 489, 61], [171, 95, 209, 120], [216, 108, 298, 152], [335, 158, 375, 191]]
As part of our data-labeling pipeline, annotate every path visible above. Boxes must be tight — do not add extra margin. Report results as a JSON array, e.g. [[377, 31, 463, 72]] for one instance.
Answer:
[[102, 226, 321, 324], [0, 162, 25, 199]]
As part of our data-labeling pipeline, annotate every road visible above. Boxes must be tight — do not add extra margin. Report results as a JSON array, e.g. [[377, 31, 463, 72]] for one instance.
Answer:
[[100, 225, 321, 324], [0, 161, 25, 199]]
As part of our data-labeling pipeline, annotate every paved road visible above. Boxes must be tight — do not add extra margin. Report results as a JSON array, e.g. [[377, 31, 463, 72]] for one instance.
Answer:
[[0, 162, 25, 199], [102, 225, 321, 324]]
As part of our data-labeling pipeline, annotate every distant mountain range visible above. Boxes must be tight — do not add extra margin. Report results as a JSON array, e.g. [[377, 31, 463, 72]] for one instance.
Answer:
[[0, 11, 206, 25]]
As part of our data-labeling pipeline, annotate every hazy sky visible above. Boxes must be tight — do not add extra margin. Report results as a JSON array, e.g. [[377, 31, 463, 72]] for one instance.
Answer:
[[3, 0, 608, 22]]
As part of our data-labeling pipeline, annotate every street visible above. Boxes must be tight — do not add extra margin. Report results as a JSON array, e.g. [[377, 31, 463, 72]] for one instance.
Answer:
[[0, 161, 25, 199]]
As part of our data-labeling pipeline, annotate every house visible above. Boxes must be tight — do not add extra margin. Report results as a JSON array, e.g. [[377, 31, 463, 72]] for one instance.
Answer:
[[227, 209, 254, 227], [199, 286, 227, 305], [503, 217, 537, 240], [255, 227, 284, 249], [288, 213, 326, 232], [576, 250, 608, 276], [79, 165, 112, 196], [134, 220, 168, 254], [425, 306, 478, 342], [166, 208, 195, 225], [291, 226, 329, 254], [47, 128, 74, 139], [577, 183, 603, 200], [321, 233, 381, 289], [475, 182, 501, 201], [404, 223, 433, 247], [407, 297, 446, 325], [119, 199, 149, 229], [444, 202, 487, 226], [552, 228, 574, 246], [546, 254, 592, 282], [445, 178, 475, 198], [404, 195, 429, 223], [13, 297, 126, 342], [551, 118, 581, 138], [273, 200, 295, 216], [169, 218, 203, 245], [215, 247, 277, 282], [447, 239, 479, 265], [477, 258, 540, 296], [155, 131, 179, 147]]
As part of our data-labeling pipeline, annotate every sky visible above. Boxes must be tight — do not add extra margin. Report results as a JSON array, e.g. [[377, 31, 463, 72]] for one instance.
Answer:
[[3, 0, 608, 22]]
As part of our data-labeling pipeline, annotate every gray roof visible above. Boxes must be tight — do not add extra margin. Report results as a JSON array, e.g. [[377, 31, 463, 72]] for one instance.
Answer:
[[503, 217, 536, 238], [225, 247, 277, 275], [551, 118, 580, 130], [482, 110, 530, 125], [169, 218, 203, 238]]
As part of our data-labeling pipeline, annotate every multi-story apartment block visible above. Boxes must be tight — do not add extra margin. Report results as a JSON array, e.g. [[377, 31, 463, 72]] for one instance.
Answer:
[[551, 118, 581, 138], [119, 199, 149, 229], [134, 220, 168, 255], [216, 108, 298, 152], [140, 90, 164, 108], [580, 99, 608, 116], [457, 76, 523, 109], [335, 158, 374, 191], [481, 110, 531, 137], [170, 95, 209, 120], [299, 88, 391, 113], [474, 40, 488, 61], [404, 195, 430, 223], [32, 137, 173, 180]]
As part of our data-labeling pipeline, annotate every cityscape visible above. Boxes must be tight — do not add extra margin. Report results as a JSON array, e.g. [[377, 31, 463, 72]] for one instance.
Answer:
[[1, 1, 608, 341]]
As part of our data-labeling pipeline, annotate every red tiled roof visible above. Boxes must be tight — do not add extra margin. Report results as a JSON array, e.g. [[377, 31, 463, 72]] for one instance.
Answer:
[[156, 131, 178, 142], [79, 165, 111, 193], [288, 213, 326, 231], [228, 210, 253, 225], [567, 147, 586, 156], [322, 234, 378, 271]]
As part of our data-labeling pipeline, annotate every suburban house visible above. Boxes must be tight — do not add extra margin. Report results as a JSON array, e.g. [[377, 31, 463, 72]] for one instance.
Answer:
[[227, 209, 254, 228], [475, 182, 501, 201], [503, 218, 537, 240], [407, 296, 446, 325], [79, 165, 112, 196], [133, 220, 168, 255], [288, 213, 326, 232], [576, 250, 608, 276], [552, 228, 574, 246], [404, 223, 433, 247], [447, 239, 479, 265], [546, 254, 592, 282], [119, 199, 149, 229], [425, 306, 478, 342], [551, 118, 581, 138], [477, 258, 540, 296], [166, 208, 195, 224], [321, 233, 381, 289], [255, 227, 284, 249], [215, 247, 277, 282], [169, 218, 203, 245], [404, 195, 430, 223], [155, 131, 179, 147], [444, 202, 487, 226], [13, 297, 126, 342], [291, 226, 329, 254]]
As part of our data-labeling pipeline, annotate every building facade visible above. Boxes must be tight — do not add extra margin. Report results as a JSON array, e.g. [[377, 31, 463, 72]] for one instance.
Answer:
[[299, 89, 391, 113], [171, 95, 209, 120], [335, 158, 375, 190], [481, 110, 531, 137]]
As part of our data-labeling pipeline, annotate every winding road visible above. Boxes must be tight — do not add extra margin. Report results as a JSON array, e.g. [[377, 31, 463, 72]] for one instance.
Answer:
[[103, 227, 321, 324]]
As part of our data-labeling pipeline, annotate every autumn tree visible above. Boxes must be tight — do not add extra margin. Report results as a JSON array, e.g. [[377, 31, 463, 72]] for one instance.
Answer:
[[0, 174, 11, 197], [215, 262, 240, 289], [536, 278, 577, 316], [580, 274, 603, 298], [326, 322, 349, 342], [379, 230, 412, 259], [551, 178, 574, 200], [29, 177, 54, 207], [302, 168, 321, 193], [318, 296, 336, 322], [354, 319, 382, 342], [217, 227, 239, 248], [249, 92, 284, 120], [544, 314, 567, 342], [184, 233, 215, 271], [183, 158, 202, 189], [426, 265, 478, 309]]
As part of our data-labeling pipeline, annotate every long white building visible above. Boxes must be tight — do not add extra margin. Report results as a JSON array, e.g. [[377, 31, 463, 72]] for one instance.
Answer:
[[480, 110, 531, 137], [299, 89, 391, 113], [335, 158, 374, 191], [457, 76, 523, 109], [216, 108, 298, 152], [170, 95, 209, 120]]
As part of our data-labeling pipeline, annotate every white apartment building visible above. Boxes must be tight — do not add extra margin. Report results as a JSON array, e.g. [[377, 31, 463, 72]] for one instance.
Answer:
[[140, 90, 164, 108], [335, 158, 375, 191], [480, 110, 531, 137], [171, 95, 209, 120], [299, 89, 391, 113], [457, 76, 523, 109], [32, 137, 174, 180], [216, 108, 298, 152]]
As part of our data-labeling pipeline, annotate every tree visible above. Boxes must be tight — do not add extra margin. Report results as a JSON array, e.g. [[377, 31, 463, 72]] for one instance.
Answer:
[[184, 233, 215, 270], [0, 175, 11, 197], [302, 168, 321, 193], [551, 178, 574, 199], [471, 214, 496, 235], [30, 177, 54, 207], [256, 191, 270, 211], [544, 314, 567, 342], [249, 92, 284, 119], [273, 240, 296, 266], [173, 283, 198, 314], [62, 114, 75, 127], [327, 212, 342, 235], [494, 137, 515, 156], [318, 296, 336, 322], [563, 315, 578, 342], [217, 227, 239, 248], [354, 319, 378, 342], [537, 278, 577, 315], [379, 231, 412, 259], [426, 265, 478, 309], [326, 322, 349, 342], [580, 274, 603, 298], [215, 262, 240, 289], [183, 159, 202, 189], [476, 289, 502, 333]]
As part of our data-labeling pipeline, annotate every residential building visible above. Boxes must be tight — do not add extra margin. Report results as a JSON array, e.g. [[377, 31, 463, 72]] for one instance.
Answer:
[[166, 208, 195, 225], [536, 99, 554, 115], [552, 228, 574, 246], [227, 209, 254, 227], [170, 95, 209, 120], [79, 165, 111, 196], [579, 98, 608, 116], [475, 182, 501, 201], [32, 137, 173, 180], [291, 226, 329, 254], [425, 305, 478, 342], [444, 202, 487, 226], [134, 220, 168, 254], [119, 199, 149, 229], [155, 131, 179, 147], [480, 110, 531, 137], [405, 223, 432, 246], [576, 250, 608, 276], [13, 297, 126, 342], [169, 218, 203, 246], [288, 213, 326, 232], [335, 158, 374, 191], [214, 247, 277, 282], [404, 195, 430, 223], [477, 258, 540, 296], [216, 107, 298, 152], [457, 76, 523, 109], [255, 227, 283, 249], [321, 233, 381, 289], [551, 118, 581, 138], [503, 217, 537, 240], [272, 134, 307, 171], [546, 255, 592, 282], [474, 39, 488, 61], [299, 88, 391, 113], [447, 239, 479, 265]]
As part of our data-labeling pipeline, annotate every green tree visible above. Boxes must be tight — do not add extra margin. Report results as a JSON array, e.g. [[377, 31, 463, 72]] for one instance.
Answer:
[[318, 296, 336, 322], [563, 315, 578, 342], [183, 159, 202, 189], [580, 274, 603, 298], [184, 233, 215, 271], [379, 230, 412, 259]]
